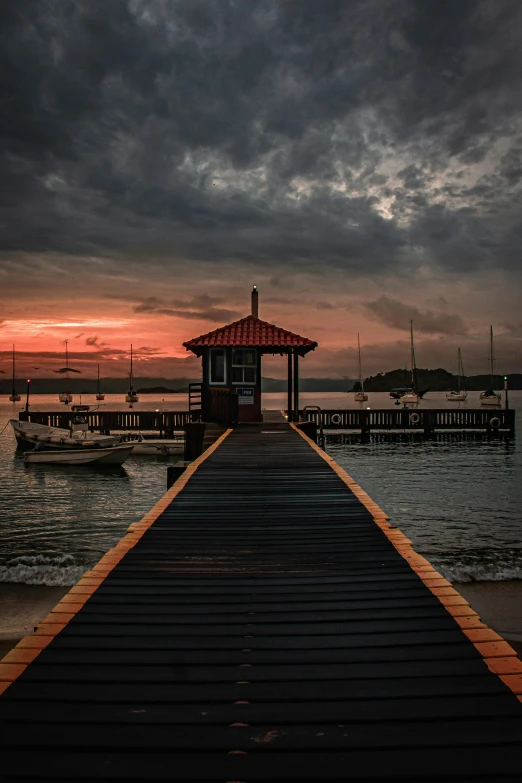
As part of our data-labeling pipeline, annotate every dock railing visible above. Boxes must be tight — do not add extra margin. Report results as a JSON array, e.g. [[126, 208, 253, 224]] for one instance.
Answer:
[[302, 407, 515, 434]]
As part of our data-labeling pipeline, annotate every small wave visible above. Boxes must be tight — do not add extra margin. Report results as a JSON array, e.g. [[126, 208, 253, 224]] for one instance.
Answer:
[[0, 554, 91, 586], [426, 550, 522, 583]]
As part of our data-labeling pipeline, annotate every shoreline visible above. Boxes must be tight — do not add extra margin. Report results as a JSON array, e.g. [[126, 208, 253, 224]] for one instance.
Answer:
[[1, 579, 521, 661]]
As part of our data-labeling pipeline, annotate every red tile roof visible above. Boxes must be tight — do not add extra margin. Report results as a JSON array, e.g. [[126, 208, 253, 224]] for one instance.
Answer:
[[183, 315, 318, 355]]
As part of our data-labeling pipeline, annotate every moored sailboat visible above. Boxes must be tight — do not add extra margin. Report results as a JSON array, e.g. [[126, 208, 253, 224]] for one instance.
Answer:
[[8, 345, 21, 401], [480, 326, 501, 407], [95, 364, 105, 401], [353, 333, 368, 402], [446, 348, 468, 401], [125, 344, 139, 403], [58, 341, 73, 404], [400, 321, 419, 404]]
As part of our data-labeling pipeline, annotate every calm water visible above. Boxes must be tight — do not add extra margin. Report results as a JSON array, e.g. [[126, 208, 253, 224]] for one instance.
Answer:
[[0, 391, 520, 585]]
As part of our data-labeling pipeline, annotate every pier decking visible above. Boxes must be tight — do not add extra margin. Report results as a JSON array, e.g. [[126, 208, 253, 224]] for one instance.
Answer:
[[1, 424, 522, 781]]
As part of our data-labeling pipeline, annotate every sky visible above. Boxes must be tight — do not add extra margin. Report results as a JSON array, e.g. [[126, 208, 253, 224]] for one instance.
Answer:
[[1, 0, 522, 380]]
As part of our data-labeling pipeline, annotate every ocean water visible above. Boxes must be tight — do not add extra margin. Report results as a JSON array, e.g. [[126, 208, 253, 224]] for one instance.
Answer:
[[0, 391, 520, 586]]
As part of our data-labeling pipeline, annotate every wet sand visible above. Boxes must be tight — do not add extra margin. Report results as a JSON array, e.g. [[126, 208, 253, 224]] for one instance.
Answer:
[[1, 580, 521, 661], [0, 583, 69, 659], [454, 579, 522, 656]]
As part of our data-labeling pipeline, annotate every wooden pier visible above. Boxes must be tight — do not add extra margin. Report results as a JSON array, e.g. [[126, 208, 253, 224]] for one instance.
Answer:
[[1, 423, 522, 781], [18, 406, 516, 435]]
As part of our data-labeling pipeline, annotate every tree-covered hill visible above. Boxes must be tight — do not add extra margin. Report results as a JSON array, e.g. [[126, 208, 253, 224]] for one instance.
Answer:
[[358, 369, 522, 392]]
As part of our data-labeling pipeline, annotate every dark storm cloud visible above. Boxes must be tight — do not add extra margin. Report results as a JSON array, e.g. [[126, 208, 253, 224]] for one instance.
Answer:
[[131, 294, 239, 322], [1, 0, 522, 277], [364, 295, 468, 335]]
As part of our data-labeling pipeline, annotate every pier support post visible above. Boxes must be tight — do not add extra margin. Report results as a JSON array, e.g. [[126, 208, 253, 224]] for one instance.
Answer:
[[295, 421, 318, 443], [167, 463, 189, 488], [184, 422, 205, 460], [293, 350, 299, 422], [287, 351, 293, 422], [360, 410, 370, 442]]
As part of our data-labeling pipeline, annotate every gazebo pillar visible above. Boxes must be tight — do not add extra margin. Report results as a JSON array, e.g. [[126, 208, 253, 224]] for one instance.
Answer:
[[287, 350, 293, 422], [293, 350, 299, 422]]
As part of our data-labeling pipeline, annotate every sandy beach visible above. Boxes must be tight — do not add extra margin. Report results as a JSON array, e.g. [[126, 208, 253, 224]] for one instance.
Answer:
[[0, 583, 69, 660], [1, 578, 521, 661]]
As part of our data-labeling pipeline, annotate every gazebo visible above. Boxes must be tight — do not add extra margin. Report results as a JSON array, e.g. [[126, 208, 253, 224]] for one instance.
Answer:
[[183, 287, 318, 424]]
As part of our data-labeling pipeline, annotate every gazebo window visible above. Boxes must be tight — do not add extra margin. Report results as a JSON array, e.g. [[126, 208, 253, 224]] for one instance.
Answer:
[[209, 348, 226, 384], [232, 348, 256, 384]]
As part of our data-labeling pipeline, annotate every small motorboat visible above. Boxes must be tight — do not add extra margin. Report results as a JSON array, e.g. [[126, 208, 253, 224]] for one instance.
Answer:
[[10, 420, 121, 451], [128, 436, 184, 456], [24, 444, 134, 465]]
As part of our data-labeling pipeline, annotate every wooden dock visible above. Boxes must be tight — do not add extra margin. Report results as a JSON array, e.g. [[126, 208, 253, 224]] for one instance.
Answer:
[[1, 423, 522, 781], [304, 407, 516, 434], [18, 406, 516, 435]]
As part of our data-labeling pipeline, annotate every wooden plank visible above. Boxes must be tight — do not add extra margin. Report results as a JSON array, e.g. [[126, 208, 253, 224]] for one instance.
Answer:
[[0, 694, 520, 725], [1, 746, 522, 780]]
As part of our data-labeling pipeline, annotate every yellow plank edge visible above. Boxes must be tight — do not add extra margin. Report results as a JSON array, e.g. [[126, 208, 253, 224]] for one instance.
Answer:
[[291, 422, 522, 701], [0, 428, 233, 694]]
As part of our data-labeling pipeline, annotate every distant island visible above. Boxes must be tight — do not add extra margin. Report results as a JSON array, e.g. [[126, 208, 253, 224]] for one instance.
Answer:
[[354, 368, 522, 392]]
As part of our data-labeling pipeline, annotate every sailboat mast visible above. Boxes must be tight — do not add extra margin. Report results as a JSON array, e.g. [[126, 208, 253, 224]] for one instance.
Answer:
[[457, 348, 462, 392], [129, 344, 133, 391], [97, 363, 100, 393], [489, 326, 495, 388], [357, 333, 364, 392], [410, 320, 417, 390], [12, 345, 16, 396]]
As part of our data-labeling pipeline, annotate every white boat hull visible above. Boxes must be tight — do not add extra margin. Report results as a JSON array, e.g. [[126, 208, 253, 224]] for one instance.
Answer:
[[10, 420, 121, 450], [24, 445, 133, 465], [96, 394, 105, 401], [125, 394, 139, 403], [480, 395, 501, 406], [446, 391, 468, 401], [9, 395, 21, 402], [354, 392, 368, 402], [400, 392, 419, 404], [59, 393, 73, 404], [130, 440, 184, 456]]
